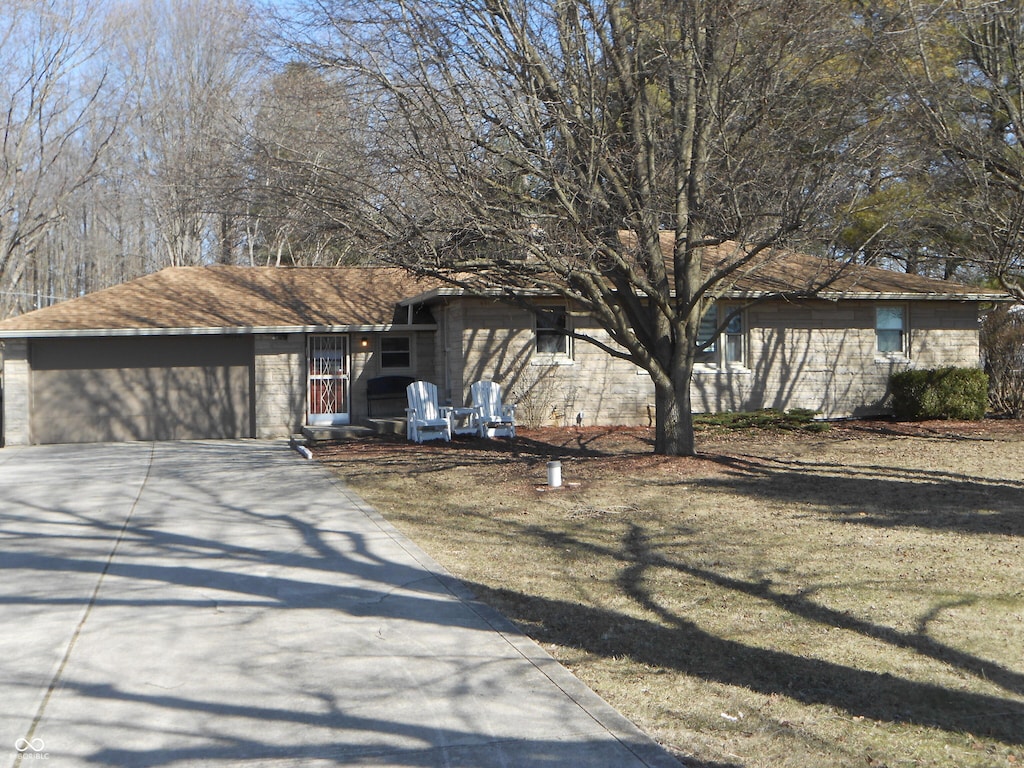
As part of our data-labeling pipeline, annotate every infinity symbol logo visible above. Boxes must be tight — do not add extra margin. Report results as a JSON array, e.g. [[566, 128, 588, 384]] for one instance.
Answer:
[[15, 738, 44, 752]]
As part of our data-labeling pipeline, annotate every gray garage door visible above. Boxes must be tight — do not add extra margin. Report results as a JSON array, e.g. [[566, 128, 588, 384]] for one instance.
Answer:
[[29, 336, 253, 444]]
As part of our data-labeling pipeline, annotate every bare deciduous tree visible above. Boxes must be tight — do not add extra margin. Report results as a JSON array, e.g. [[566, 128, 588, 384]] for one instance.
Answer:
[[0, 0, 120, 316], [893, 0, 1024, 299], [112, 0, 263, 268], [283, 0, 885, 455], [982, 305, 1024, 417], [244, 63, 374, 266]]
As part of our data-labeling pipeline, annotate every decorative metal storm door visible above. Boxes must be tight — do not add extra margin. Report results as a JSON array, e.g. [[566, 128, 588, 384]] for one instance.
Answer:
[[307, 335, 350, 426]]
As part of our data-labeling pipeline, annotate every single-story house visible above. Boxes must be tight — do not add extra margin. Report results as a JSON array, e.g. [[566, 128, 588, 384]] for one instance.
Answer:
[[0, 253, 1007, 445]]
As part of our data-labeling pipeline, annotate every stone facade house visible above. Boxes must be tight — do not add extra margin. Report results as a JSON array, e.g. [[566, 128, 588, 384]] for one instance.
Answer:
[[0, 258, 1005, 445]]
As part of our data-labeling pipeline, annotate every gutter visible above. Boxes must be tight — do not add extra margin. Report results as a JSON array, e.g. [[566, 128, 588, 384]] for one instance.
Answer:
[[0, 323, 438, 340], [401, 285, 1011, 305], [724, 291, 1013, 302]]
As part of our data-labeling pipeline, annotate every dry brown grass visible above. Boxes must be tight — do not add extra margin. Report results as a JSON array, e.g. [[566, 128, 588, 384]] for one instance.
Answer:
[[315, 420, 1024, 768]]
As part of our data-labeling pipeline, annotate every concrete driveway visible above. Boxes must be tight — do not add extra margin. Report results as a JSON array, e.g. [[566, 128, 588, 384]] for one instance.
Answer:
[[0, 441, 679, 768]]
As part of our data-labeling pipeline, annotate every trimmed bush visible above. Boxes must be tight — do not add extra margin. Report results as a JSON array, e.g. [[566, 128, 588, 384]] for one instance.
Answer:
[[694, 408, 829, 432], [889, 367, 988, 420]]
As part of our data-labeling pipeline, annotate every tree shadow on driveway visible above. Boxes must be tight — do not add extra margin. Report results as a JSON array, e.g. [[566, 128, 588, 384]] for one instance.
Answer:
[[0, 441, 680, 768]]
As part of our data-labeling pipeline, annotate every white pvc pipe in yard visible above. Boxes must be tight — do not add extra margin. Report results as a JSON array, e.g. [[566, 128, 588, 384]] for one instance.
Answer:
[[290, 440, 313, 459], [547, 460, 562, 488]]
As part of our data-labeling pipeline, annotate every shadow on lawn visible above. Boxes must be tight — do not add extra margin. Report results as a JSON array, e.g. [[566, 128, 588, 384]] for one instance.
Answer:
[[434, 502, 1024, 749], [696, 452, 1024, 536], [321, 427, 1024, 759], [475, 575, 1024, 744], [323, 428, 1024, 535], [337, 427, 655, 455], [315, 429, 649, 476], [468, 530, 1024, 748]]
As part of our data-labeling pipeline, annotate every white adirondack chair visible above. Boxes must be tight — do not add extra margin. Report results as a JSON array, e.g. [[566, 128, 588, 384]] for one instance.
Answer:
[[470, 380, 516, 439], [405, 381, 452, 443]]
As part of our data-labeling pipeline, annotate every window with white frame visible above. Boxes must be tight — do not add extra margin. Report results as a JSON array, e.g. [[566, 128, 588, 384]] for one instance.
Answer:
[[379, 336, 412, 369], [875, 306, 906, 355], [535, 306, 571, 357], [695, 305, 745, 368]]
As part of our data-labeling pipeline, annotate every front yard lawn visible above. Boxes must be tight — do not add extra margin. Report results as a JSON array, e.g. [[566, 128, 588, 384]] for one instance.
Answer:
[[315, 420, 1024, 768]]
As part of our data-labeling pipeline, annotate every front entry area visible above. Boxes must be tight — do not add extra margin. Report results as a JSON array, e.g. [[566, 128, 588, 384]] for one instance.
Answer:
[[307, 334, 350, 426]]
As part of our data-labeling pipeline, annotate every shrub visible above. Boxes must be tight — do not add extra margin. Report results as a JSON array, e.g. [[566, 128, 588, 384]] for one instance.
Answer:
[[889, 367, 988, 420], [694, 408, 828, 432], [507, 367, 579, 428]]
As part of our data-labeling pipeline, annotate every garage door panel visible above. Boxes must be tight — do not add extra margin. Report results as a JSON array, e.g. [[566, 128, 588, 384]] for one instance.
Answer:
[[30, 336, 251, 370], [30, 337, 253, 444]]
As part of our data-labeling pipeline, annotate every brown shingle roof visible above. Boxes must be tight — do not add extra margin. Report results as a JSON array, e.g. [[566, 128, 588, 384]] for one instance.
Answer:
[[644, 232, 1006, 298], [0, 249, 1007, 340], [0, 266, 443, 336]]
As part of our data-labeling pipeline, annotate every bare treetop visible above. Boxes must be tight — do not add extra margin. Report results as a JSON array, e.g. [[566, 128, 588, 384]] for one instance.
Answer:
[[280, 0, 887, 454]]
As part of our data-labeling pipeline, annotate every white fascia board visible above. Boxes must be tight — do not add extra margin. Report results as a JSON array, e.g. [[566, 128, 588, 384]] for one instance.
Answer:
[[399, 286, 564, 305], [709, 289, 1011, 302], [403, 285, 1009, 305], [399, 287, 465, 305], [0, 323, 437, 340]]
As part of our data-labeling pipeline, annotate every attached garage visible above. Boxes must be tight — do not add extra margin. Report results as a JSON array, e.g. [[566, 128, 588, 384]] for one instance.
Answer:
[[0, 265, 442, 446], [28, 336, 254, 444]]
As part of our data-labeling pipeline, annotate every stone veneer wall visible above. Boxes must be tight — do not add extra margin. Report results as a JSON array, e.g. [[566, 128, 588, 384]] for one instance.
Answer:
[[446, 297, 984, 425], [254, 334, 305, 439], [1, 340, 30, 445], [702, 299, 983, 418], [445, 298, 654, 426]]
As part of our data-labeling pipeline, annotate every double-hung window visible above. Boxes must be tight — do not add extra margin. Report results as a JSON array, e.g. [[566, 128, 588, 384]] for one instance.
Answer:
[[723, 312, 744, 364], [696, 305, 745, 368], [535, 306, 571, 358], [875, 306, 906, 355]]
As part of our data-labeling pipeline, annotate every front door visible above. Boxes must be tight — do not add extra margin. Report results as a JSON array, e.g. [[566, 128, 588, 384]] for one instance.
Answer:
[[307, 335, 350, 426]]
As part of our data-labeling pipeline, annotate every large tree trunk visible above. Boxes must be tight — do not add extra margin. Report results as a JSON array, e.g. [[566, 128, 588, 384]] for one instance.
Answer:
[[653, 368, 696, 457]]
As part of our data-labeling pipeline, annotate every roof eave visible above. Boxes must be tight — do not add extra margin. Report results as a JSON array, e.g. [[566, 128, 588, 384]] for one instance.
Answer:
[[0, 323, 437, 340], [399, 285, 565, 305], [722, 290, 1013, 301], [402, 285, 1012, 305]]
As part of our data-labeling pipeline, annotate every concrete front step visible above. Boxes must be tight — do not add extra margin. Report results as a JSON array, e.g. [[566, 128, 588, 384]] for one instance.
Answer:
[[366, 418, 407, 436], [300, 418, 407, 444], [300, 425, 374, 443]]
